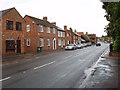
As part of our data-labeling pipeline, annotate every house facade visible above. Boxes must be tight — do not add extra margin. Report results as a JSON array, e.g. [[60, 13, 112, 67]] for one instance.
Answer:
[[24, 15, 58, 53], [57, 26, 66, 49], [1, 8, 25, 56], [87, 34, 97, 44], [64, 26, 74, 45]]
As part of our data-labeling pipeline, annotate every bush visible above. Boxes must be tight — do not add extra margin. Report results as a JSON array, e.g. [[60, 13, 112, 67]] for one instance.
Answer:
[[113, 36, 120, 52]]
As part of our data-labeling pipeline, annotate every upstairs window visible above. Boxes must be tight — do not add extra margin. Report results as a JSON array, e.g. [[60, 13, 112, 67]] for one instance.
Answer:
[[62, 32, 65, 37], [39, 25, 44, 32], [6, 20, 13, 30], [16, 22, 22, 31], [26, 25, 30, 32], [47, 27, 50, 33], [58, 31, 61, 37], [53, 28, 56, 34], [40, 38, 44, 47], [6, 40, 15, 52]]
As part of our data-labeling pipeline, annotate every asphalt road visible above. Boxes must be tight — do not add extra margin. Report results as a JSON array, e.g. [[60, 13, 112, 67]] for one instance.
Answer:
[[2, 43, 109, 88]]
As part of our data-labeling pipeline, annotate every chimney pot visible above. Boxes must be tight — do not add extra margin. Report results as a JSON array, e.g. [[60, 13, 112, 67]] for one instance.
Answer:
[[43, 16, 47, 21], [64, 25, 67, 30]]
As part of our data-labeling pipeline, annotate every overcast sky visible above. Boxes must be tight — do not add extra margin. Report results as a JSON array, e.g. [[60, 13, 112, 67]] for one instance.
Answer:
[[0, 0, 109, 37]]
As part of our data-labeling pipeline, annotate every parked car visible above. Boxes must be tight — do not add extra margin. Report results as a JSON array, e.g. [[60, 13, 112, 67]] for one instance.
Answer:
[[81, 43, 87, 47], [65, 44, 77, 50], [76, 44, 82, 49], [96, 43, 101, 46], [87, 42, 92, 46]]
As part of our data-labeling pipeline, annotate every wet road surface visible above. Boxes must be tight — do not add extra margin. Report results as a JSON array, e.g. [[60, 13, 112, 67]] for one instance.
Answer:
[[2, 43, 109, 88]]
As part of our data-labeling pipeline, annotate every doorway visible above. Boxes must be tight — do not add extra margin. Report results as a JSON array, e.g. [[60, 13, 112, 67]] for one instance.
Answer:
[[17, 40, 21, 54]]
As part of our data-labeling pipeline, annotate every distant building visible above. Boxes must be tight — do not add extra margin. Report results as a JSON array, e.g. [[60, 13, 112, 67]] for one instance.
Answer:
[[87, 33, 97, 44]]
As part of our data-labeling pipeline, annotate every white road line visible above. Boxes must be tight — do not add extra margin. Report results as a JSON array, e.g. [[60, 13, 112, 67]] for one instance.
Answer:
[[0, 77, 11, 82], [34, 61, 56, 70], [64, 55, 73, 59]]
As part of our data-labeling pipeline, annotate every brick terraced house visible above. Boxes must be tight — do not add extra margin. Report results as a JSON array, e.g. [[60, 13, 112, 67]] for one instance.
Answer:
[[1, 7, 26, 56], [24, 15, 58, 53], [57, 26, 66, 49]]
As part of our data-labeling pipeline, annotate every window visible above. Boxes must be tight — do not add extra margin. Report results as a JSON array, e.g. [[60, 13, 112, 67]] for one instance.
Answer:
[[39, 25, 44, 32], [6, 20, 13, 30], [16, 22, 22, 31], [58, 39, 61, 46], [26, 25, 30, 32], [26, 39, 30, 46], [47, 38, 50, 46], [40, 38, 44, 47], [63, 39, 65, 45], [58, 31, 61, 37], [62, 32, 65, 37], [6, 40, 15, 52], [47, 27, 50, 33], [67, 33, 69, 37], [53, 28, 56, 34]]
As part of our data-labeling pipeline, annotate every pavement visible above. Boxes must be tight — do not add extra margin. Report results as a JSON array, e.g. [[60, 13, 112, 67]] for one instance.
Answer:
[[79, 49, 120, 88], [2, 49, 65, 66]]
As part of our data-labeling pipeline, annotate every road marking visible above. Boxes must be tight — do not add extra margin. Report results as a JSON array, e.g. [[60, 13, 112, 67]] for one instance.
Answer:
[[64, 55, 73, 59], [0, 77, 11, 82], [34, 61, 56, 70]]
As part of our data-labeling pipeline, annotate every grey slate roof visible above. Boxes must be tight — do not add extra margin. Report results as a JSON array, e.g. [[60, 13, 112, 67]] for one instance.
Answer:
[[26, 15, 57, 28], [0, 7, 15, 16]]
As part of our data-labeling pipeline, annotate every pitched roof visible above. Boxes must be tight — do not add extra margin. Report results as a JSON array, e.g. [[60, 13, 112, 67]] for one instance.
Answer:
[[81, 34, 91, 41], [0, 7, 15, 15], [57, 26, 65, 32], [25, 15, 57, 28]]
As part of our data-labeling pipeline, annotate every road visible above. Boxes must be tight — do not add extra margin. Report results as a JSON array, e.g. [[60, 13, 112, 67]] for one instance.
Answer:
[[2, 43, 109, 88]]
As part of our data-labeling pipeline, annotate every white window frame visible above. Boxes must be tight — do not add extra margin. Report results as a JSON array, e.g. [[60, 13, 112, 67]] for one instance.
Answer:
[[39, 25, 44, 32], [26, 25, 30, 32], [47, 38, 50, 46], [47, 27, 50, 33], [58, 31, 61, 37], [62, 32, 65, 37], [53, 28, 56, 34], [26, 39, 30, 46], [40, 38, 44, 47], [58, 39, 61, 46]]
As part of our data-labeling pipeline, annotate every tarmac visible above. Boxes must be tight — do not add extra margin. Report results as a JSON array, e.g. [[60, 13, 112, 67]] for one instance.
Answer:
[[1, 48, 120, 88]]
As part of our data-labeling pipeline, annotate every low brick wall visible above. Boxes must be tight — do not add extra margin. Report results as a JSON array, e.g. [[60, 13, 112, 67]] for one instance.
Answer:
[[109, 52, 120, 56]]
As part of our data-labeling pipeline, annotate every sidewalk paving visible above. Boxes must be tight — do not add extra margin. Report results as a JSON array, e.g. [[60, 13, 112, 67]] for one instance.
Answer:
[[79, 50, 120, 88], [2, 49, 65, 66]]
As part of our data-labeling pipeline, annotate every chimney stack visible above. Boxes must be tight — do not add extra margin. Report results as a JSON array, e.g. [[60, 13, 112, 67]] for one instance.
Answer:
[[43, 16, 47, 21], [86, 32, 88, 35], [64, 25, 67, 30]]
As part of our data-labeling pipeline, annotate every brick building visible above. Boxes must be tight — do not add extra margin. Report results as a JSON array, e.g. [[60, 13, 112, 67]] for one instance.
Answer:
[[57, 26, 66, 49], [24, 15, 58, 53], [1, 7, 25, 56], [87, 33, 97, 44], [64, 26, 74, 45]]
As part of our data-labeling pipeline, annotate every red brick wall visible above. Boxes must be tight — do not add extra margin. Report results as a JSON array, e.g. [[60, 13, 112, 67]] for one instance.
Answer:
[[2, 8, 25, 56], [24, 16, 58, 53]]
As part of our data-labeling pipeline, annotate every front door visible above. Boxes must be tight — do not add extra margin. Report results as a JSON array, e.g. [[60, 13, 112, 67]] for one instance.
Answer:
[[17, 40, 21, 54], [53, 38, 56, 50]]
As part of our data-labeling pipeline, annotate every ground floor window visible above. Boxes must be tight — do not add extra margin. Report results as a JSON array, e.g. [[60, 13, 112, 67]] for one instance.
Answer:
[[47, 38, 50, 46], [6, 39, 15, 52], [58, 39, 61, 46], [26, 39, 30, 47], [40, 38, 44, 47]]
